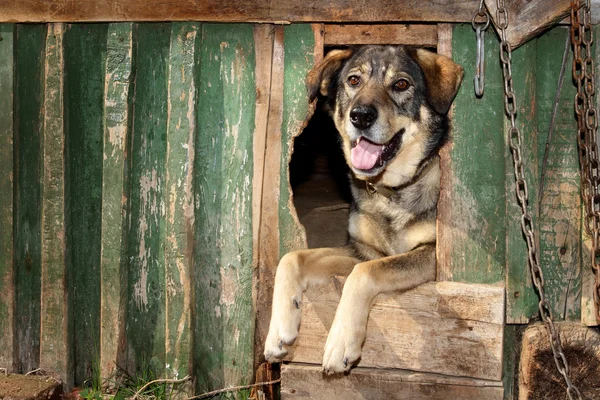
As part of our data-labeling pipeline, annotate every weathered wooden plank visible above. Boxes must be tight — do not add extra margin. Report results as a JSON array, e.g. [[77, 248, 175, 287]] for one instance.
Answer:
[[126, 22, 170, 375], [582, 25, 600, 326], [99, 22, 133, 380], [286, 280, 505, 380], [324, 24, 437, 46], [281, 364, 504, 400], [39, 22, 69, 385], [438, 24, 506, 284], [253, 24, 278, 370], [193, 24, 256, 392], [0, 0, 481, 24], [164, 21, 197, 388], [436, 23, 453, 282], [535, 27, 581, 323], [504, 39, 540, 324], [63, 23, 108, 385], [502, 325, 521, 400], [0, 23, 14, 371], [14, 23, 45, 374], [519, 323, 600, 399], [279, 24, 315, 254], [485, 0, 570, 49]]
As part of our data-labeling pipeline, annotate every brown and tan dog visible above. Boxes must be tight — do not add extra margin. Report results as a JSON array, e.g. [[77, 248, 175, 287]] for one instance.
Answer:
[[264, 46, 464, 374]]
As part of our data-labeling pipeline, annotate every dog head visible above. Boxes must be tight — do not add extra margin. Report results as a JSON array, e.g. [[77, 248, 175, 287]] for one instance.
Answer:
[[307, 46, 463, 186]]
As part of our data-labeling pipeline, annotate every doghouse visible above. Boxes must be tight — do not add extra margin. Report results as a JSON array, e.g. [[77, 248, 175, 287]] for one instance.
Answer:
[[0, 1, 599, 399]]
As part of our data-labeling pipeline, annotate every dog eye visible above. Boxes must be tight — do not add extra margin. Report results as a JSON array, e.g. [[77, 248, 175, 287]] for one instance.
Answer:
[[393, 79, 410, 91], [348, 75, 361, 87]]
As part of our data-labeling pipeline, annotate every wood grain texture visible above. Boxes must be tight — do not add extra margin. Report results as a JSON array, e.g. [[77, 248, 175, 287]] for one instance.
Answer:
[[519, 323, 600, 399], [63, 23, 108, 385], [99, 22, 133, 380], [0, 0, 481, 23], [535, 27, 581, 323], [285, 280, 505, 380], [582, 25, 600, 326], [436, 22, 453, 281], [504, 39, 540, 324], [192, 24, 256, 392], [0, 23, 14, 371], [39, 22, 69, 384], [485, 0, 570, 49], [126, 22, 170, 375], [253, 24, 278, 368], [438, 24, 506, 284], [281, 364, 504, 400], [14, 23, 45, 374], [164, 22, 197, 390], [324, 24, 437, 46]]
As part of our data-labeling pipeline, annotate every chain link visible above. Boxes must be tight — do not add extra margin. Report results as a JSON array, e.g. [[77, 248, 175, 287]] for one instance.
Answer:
[[572, 0, 600, 325], [472, 0, 490, 97], [496, 0, 583, 398]]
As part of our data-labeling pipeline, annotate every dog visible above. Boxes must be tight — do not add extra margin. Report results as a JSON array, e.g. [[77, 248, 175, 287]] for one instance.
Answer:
[[264, 45, 464, 374]]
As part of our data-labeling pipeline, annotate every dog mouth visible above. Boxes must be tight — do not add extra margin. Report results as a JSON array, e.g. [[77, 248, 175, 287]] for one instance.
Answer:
[[350, 129, 404, 173]]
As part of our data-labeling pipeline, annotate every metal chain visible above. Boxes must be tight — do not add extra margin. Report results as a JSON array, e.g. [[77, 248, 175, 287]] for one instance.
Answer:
[[496, 0, 583, 398], [572, 0, 600, 323]]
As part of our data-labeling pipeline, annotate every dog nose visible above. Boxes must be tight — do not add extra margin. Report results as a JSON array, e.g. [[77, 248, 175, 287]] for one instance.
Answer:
[[350, 105, 378, 130]]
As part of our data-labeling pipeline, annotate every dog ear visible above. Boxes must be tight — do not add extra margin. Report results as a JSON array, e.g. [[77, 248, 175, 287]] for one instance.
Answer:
[[306, 49, 354, 102], [409, 48, 464, 115]]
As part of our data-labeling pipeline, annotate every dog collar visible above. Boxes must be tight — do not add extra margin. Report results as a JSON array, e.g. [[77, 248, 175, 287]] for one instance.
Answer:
[[360, 156, 437, 199], [365, 181, 398, 198]]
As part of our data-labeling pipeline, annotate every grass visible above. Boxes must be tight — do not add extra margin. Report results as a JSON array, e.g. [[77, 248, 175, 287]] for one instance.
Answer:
[[77, 365, 255, 400]]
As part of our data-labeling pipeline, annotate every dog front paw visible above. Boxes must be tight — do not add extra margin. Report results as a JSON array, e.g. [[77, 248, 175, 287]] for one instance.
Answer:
[[263, 301, 301, 363], [321, 314, 365, 375], [263, 276, 303, 363]]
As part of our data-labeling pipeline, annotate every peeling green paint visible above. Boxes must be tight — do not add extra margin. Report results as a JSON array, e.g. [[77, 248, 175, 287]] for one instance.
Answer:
[[193, 23, 255, 393]]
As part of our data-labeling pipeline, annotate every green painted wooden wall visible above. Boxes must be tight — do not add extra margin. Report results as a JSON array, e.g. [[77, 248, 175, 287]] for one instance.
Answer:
[[448, 24, 584, 323], [0, 19, 594, 398], [0, 22, 259, 394]]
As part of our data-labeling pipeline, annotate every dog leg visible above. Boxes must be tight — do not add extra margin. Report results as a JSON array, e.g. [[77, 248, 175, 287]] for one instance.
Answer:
[[322, 243, 436, 374], [264, 247, 359, 363]]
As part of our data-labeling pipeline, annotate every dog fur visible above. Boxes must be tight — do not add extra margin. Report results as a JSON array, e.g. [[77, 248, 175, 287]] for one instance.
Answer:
[[264, 45, 464, 374]]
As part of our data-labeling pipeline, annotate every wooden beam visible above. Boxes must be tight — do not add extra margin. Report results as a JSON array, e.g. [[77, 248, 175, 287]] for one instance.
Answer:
[[504, 39, 540, 324], [324, 24, 437, 46], [0, 0, 481, 23], [39, 22, 70, 386], [0, 23, 14, 372], [192, 23, 256, 392], [14, 23, 45, 374], [281, 364, 504, 399], [125, 22, 170, 374], [535, 27, 581, 323], [436, 23, 453, 282], [519, 323, 600, 399], [99, 22, 132, 381], [485, 0, 570, 49], [285, 280, 505, 381], [164, 22, 197, 391], [582, 25, 600, 326], [63, 22, 107, 385], [253, 25, 279, 372]]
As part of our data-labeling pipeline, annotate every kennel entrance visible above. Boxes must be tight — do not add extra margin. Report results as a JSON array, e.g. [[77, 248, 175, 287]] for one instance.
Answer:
[[275, 24, 506, 398]]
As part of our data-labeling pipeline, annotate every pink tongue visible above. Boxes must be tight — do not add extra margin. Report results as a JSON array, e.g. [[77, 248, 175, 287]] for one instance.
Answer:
[[351, 138, 384, 170]]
